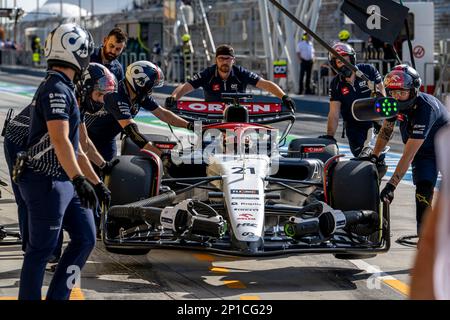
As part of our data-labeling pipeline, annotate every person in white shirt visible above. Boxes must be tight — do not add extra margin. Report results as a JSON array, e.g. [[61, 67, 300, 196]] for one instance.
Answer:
[[296, 32, 315, 95]]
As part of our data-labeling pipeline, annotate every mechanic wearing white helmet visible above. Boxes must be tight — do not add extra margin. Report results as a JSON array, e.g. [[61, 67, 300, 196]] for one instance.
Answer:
[[3, 63, 115, 259], [16, 24, 99, 300], [372, 65, 449, 234], [322, 42, 386, 158], [84, 60, 192, 159], [165, 44, 296, 113]]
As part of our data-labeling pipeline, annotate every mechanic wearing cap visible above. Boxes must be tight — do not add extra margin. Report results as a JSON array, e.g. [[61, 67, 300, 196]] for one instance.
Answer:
[[84, 60, 191, 159], [322, 42, 386, 157], [296, 32, 315, 95], [90, 27, 127, 82], [16, 24, 101, 300], [371, 65, 449, 234], [166, 44, 296, 113]]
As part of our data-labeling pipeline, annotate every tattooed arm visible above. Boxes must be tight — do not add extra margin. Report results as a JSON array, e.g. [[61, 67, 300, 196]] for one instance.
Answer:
[[373, 120, 396, 157], [388, 138, 424, 187]]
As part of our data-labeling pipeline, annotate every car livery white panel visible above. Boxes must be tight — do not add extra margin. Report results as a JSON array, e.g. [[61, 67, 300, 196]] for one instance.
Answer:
[[207, 154, 270, 242]]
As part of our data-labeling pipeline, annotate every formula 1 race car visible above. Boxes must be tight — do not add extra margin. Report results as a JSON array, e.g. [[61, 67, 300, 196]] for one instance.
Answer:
[[102, 93, 391, 258]]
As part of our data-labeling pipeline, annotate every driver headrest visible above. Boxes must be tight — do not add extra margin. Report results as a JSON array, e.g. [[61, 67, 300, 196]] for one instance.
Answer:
[[223, 106, 249, 123]]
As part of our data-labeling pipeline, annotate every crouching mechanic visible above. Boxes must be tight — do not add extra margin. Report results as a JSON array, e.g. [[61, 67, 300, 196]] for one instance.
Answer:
[[84, 60, 192, 159], [16, 23, 106, 300], [371, 65, 449, 234], [323, 42, 386, 157], [165, 44, 296, 113]]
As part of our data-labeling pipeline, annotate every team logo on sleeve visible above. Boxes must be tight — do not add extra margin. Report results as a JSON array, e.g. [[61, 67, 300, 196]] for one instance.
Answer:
[[212, 84, 220, 91]]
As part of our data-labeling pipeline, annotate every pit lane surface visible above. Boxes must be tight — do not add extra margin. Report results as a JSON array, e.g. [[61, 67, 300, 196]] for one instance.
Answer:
[[0, 72, 418, 300]]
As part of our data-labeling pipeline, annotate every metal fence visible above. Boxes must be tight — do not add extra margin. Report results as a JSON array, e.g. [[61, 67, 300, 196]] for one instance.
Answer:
[[0, 49, 46, 68]]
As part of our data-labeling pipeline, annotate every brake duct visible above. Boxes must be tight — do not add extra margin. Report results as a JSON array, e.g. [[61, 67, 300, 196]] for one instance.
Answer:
[[108, 199, 226, 239], [284, 202, 379, 240]]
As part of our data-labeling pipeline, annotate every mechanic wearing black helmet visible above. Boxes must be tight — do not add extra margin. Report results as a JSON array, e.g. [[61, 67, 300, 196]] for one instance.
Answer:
[[322, 42, 386, 157], [84, 60, 192, 159], [371, 65, 449, 234], [165, 44, 296, 113], [16, 24, 100, 300]]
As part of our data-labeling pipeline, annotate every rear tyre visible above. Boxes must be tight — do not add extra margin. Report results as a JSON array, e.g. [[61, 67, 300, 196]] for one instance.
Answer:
[[288, 137, 338, 163], [329, 160, 380, 259], [103, 155, 158, 255]]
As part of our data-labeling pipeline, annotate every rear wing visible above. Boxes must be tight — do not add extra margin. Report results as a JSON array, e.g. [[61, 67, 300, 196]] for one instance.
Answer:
[[167, 100, 295, 125]]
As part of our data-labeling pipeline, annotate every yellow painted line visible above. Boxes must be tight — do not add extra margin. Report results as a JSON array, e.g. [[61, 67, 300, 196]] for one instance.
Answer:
[[193, 253, 217, 262], [210, 266, 229, 273], [69, 287, 85, 300], [0, 297, 17, 300], [383, 279, 410, 297], [240, 296, 261, 300], [223, 280, 246, 289]]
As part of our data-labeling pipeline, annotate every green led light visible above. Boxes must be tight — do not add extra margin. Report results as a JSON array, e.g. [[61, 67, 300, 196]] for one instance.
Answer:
[[394, 102, 398, 107], [385, 112, 389, 116], [385, 99, 388, 103], [394, 108, 398, 112], [383, 108, 386, 112], [388, 103, 391, 107], [388, 108, 392, 112], [382, 104, 386, 107]]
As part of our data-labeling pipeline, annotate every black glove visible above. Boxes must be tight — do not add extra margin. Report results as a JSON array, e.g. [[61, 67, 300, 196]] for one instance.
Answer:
[[94, 182, 111, 209], [72, 175, 98, 210], [186, 121, 195, 131], [282, 95, 296, 113], [380, 182, 396, 204], [165, 96, 176, 109], [99, 159, 120, 176], [318, 135, 337, 144]]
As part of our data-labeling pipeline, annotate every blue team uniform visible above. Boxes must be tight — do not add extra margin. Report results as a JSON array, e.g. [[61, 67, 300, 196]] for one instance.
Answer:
[[397, 92, 449, 185], [83, 80, 159, 160], [188, 64, 261, 102], [17, 70, 96, 300], [90, 47, 124, 82], [329, 63, 383, 157]]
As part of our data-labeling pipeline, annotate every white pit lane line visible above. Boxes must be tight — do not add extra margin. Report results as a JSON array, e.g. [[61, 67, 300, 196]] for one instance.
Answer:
[[349, 259, 410, 297]]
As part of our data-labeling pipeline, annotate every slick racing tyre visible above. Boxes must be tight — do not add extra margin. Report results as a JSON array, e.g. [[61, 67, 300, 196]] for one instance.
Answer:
[[288, 138, 338, 163], [121, 134, 169, 156], [103, 155, 157, 256], [329, 160, 380, 259]]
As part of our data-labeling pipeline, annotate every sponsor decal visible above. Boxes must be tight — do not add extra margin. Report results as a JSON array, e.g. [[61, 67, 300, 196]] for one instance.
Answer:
[[234, 208, 259, 212], [231, 189, 259, 195], [212, 84, 220, 91], [236, 223, 258, 228], [231, 197, 260, 200], [341, 86, 350, 95], [237, 213, 256, 221], [230, 84, 238, 90], [301, 146, 325, 153], [177, 101, 281, 114]]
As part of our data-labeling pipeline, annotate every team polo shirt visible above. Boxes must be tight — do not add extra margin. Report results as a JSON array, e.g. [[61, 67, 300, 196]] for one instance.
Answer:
[[188, 64, 261, 102]]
